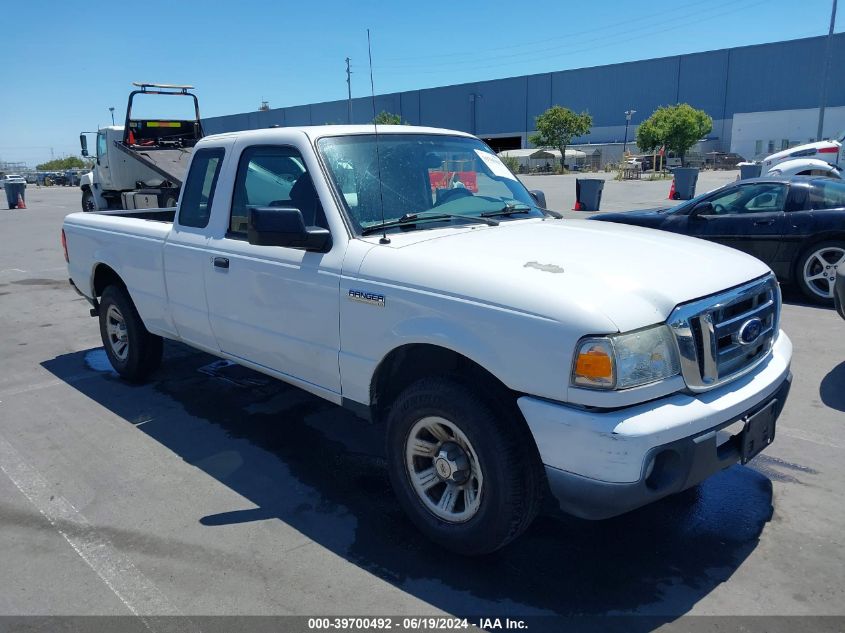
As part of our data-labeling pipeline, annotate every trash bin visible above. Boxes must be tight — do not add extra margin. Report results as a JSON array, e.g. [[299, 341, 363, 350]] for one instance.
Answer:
[[5, 182, 25, 209], [574, 178, 604, 211], [671, 168, 698, 200], [738, 162, 762, 180]]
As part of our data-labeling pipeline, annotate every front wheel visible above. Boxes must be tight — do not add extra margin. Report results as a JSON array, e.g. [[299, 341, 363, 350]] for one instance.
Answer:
[[796, 240, 845, 305], [98, 285, 163, 381], [82, 190, 96, 212], [386, 377, 543, 555]]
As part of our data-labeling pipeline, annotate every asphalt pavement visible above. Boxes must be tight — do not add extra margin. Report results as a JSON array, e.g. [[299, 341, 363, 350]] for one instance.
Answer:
[[0, 185, 843, 630]]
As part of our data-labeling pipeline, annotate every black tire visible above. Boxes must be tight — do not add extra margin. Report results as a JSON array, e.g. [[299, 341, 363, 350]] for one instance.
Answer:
[[386, 377, 543, 555], [82, 190, 96, 212], [98, 285, 163, 381], [795, 240, 845, 305]]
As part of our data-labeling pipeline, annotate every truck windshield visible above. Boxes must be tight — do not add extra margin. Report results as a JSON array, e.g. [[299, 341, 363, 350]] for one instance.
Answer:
[[316, 134, 543, 234]]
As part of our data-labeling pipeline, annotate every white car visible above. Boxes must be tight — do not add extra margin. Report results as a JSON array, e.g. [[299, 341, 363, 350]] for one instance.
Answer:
[[61, 125, 793, 554], [0, 174, 26, 189], [766, 158, 842, 179]]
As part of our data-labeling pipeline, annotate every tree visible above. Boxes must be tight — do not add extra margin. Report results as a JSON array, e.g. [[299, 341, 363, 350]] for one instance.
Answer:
[[636, 103, 712, 163], [529, 106, 592, 170], [373, 111, 402, 125], [36, 156, 90, 171]]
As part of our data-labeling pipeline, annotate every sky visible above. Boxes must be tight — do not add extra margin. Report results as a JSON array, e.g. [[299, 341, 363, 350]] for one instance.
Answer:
[[0, 0, 839, 167]]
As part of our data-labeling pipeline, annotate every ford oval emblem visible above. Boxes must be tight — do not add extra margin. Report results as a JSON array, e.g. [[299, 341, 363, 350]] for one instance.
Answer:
[[738, 317, 763, 346]]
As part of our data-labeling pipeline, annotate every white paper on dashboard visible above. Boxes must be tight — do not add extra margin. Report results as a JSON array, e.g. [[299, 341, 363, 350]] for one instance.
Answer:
[[474, 150, 517, 181]]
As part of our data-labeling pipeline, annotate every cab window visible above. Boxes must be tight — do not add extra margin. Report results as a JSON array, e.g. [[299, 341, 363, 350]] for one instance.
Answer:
[[229, 145, 328, 236], [705, 183, 786, 215], [178, 148, 225, 229], [96, 132, 108, 159]]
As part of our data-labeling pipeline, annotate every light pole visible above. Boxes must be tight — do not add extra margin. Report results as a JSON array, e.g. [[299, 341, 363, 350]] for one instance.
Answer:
[[109, 107, 115, 126], [623, 109, 636, 154]]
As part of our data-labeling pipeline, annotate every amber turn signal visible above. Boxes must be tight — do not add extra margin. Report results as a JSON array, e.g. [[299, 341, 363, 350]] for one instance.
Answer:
[[575, 349, 612, 379]]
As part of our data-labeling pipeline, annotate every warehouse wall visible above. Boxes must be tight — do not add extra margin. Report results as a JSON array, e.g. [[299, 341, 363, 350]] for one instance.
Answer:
[[202, 34, 845, 152]]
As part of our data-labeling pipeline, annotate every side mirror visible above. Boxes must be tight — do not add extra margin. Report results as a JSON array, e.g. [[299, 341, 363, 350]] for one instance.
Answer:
[[529, 189, 547, 208], [247, 207, 331, 252], [691, 201, 713, 217], [80, 134, 89, 157]]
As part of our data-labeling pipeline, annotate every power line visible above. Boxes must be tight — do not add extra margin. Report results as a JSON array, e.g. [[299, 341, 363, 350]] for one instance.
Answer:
[[375, 0, 767, 72], [375, 0, 769, 76], [380, 0, 719, 64]]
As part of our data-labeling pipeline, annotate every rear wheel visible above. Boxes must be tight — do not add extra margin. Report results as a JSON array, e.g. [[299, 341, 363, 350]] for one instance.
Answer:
[[98, 285, 163, 381], [796, 240, 845, 305], [386, 377, 543, 555]]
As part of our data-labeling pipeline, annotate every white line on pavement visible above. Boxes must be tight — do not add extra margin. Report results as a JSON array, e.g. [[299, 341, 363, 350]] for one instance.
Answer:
[[0, 433, 200, 633]]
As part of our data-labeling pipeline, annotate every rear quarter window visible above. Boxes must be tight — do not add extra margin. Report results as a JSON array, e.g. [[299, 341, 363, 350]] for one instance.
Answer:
[[178, 148, 225, 228], [809, 180, 845, 210]]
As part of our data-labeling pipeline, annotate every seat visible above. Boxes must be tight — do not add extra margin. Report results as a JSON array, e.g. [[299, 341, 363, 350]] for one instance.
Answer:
[[289, 173, 321, 227]]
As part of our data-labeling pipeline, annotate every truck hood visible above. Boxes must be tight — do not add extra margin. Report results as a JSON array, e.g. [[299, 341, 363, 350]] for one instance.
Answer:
[[357, 218, 771, 333]]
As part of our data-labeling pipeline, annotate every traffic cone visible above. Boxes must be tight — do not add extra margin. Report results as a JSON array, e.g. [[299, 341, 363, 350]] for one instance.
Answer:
[[667, 178, 676, 200], [572, 179, 583, 210], [16, 193, 26, 209]]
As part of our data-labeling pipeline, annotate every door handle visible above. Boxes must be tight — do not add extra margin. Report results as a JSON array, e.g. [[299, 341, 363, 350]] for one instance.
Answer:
[[212, 256, 229, 269], [753, 219, 775, 226]]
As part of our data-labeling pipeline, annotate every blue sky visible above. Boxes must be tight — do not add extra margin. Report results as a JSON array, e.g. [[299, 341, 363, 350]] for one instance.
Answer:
[[0, 0, 838, 166]]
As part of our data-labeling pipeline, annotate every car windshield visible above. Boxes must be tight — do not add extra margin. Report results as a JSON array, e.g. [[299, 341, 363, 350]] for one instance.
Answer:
[[316, 133, 544, 234]]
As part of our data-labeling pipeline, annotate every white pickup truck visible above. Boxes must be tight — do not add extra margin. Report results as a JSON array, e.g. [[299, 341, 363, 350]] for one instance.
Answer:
[[63, 125, 793, 554]]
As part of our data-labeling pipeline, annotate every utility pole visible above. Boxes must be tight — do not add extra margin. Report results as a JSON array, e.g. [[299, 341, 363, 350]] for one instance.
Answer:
[[109, 107, 115, 125], [817, 0, 838, 141], [346, 57, 352, 124], [469, 93, 482, 135], [623, 109, 636, 154]]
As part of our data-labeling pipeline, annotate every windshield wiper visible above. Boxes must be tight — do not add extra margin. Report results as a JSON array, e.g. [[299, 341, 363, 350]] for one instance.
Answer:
[[479, 202, 564, 219], [361, 211, 498, 235], [480, 203, 532, 218]]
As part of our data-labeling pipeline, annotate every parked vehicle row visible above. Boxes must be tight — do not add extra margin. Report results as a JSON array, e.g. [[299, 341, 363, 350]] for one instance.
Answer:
[[63, 125, 792, 554], [591, 176, 845, 304]]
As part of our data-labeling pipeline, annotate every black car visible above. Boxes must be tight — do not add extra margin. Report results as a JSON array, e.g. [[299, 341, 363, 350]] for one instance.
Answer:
[[590, 176, 845, 305], [835, 267, 845, 319]]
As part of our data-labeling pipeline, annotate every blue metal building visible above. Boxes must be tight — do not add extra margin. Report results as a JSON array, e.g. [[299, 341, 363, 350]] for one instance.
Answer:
[[203, 34, 845, 156]]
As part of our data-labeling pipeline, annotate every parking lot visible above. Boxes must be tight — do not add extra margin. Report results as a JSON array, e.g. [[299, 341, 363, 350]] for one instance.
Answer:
[[1, 184, 843, 629]]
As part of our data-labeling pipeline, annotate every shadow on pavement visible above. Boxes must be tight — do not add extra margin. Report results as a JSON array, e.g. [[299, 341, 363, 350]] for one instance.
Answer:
[[43, 343, 779, 626], [820, 361, 845, 412]]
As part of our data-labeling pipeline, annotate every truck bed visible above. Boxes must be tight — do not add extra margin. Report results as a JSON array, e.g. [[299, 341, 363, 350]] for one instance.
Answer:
[[113, 142, 193, 186], [92, 207, 176, 222], [63, 209, 174, 336]]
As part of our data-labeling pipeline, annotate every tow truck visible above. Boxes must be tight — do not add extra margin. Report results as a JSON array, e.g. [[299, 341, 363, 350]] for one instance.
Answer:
[[79, 83, 203, 212]]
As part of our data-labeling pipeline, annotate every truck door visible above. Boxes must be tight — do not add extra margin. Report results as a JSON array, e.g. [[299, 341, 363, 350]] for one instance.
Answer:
[[95, 131, 114, 191], [162, 147, 226, 351], [685, 182, 787, 263], [202, 142, 342, 397]]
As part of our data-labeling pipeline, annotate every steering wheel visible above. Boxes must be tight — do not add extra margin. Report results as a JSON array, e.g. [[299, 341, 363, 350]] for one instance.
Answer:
[[435, 187, 473, 206], [712, 203, 727, 215]]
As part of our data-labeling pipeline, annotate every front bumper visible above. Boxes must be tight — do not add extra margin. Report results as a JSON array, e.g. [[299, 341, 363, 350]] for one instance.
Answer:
[[519, 331, 792, 520]]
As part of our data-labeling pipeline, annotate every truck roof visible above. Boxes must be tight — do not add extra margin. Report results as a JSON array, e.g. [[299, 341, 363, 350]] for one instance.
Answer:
[[200, 124, 476, 145]]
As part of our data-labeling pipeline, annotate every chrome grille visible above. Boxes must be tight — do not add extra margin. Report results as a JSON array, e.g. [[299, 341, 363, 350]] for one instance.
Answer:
[[668, 275, 780, 391]]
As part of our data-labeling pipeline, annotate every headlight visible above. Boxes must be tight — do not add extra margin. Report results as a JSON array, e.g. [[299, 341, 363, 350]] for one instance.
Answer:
[[572, 325, 680, 390]]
